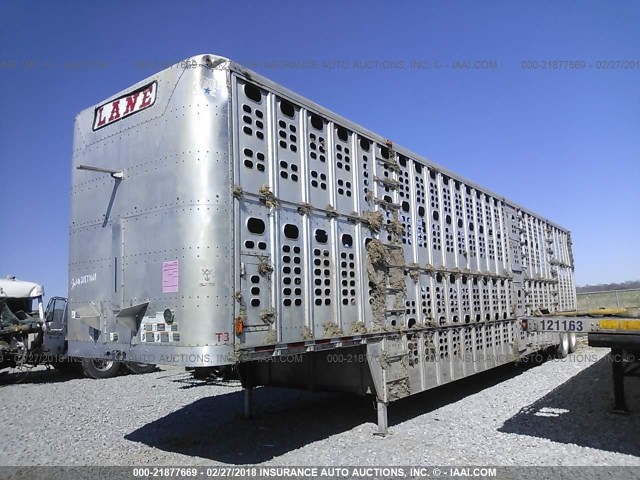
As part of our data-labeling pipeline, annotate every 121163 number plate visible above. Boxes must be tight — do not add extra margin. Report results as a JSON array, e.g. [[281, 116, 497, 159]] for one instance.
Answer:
[[537, 319, 584, 332]]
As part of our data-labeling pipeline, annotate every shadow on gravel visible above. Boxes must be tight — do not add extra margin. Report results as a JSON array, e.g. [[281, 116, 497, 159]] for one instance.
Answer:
[[0, 368, 80, 385], [170, 376, 242, 390], [125, 355, 546, 464], [499, 355, 640, 457], [0, 364, 160, 386]]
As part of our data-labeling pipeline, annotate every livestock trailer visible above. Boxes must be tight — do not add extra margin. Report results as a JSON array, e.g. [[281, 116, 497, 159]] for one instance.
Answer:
[[68, 54, 576, 432]]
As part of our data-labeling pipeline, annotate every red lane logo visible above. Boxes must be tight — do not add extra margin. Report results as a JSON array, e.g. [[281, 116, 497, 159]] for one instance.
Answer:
[[92, 81, 157, 130]]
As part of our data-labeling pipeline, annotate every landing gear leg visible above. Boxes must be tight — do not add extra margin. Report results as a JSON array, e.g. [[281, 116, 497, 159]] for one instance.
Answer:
[[375, 399, 388, 436], [244, 386, 253, 419], [611, 348, 629, 414]]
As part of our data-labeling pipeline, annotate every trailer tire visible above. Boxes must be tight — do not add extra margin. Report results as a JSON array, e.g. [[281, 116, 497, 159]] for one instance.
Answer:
[[125, 362, 156, 375], [568, 332, 577, 353], [81, 359, 121, 379], [556, 333, 570, 359]]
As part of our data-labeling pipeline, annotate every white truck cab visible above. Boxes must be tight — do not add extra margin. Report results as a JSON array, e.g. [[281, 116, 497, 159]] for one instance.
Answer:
[[0, 276, 45, 321]]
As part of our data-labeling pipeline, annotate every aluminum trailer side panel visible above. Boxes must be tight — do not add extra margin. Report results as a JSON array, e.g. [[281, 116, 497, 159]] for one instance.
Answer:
[[226, 64, 572, 359], [227, 56, 573, 408]]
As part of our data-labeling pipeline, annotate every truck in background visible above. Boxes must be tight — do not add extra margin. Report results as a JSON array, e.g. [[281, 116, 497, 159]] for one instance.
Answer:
[[0, 276, 47, 372], [0, 276, 155, 378], [67, 54, 577, 433]]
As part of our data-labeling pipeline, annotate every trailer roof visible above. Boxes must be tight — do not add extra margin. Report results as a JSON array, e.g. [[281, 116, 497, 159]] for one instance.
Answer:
[[221, 55, 571, 234], [79, 53, 571, 234]]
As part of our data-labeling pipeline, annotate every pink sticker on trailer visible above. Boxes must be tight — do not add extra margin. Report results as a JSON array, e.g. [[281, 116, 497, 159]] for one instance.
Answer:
[[162, 260, 179, 293]]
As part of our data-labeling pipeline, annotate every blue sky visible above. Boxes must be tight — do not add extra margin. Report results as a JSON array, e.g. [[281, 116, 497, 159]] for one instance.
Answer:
[[1, 1, 638, 298]]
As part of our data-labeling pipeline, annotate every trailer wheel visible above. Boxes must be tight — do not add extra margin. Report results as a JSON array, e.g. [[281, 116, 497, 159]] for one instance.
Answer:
[[125, 362, 156, 375], [568, 332, 577, 353], [556, 333, 570, 358], [81, 359, 121, 379]]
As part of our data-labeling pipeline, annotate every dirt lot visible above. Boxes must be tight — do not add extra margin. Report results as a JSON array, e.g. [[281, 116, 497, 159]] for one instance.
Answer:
[[0, 345, 638, 470]]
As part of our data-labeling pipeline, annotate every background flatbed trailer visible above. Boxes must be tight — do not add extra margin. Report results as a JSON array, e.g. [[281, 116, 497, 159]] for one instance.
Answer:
[[528, 306, 640, 412]]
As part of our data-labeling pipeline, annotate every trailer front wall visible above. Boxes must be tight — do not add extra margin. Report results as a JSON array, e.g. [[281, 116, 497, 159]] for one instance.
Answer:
[[68, 59, 235, 365]]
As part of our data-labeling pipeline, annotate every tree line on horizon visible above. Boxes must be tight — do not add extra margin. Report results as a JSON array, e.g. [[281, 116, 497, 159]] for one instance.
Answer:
[[576, 280, 640, 293]]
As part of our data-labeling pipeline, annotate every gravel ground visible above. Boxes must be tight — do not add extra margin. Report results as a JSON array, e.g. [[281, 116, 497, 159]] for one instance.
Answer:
[[0, 343, 638, 467]]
